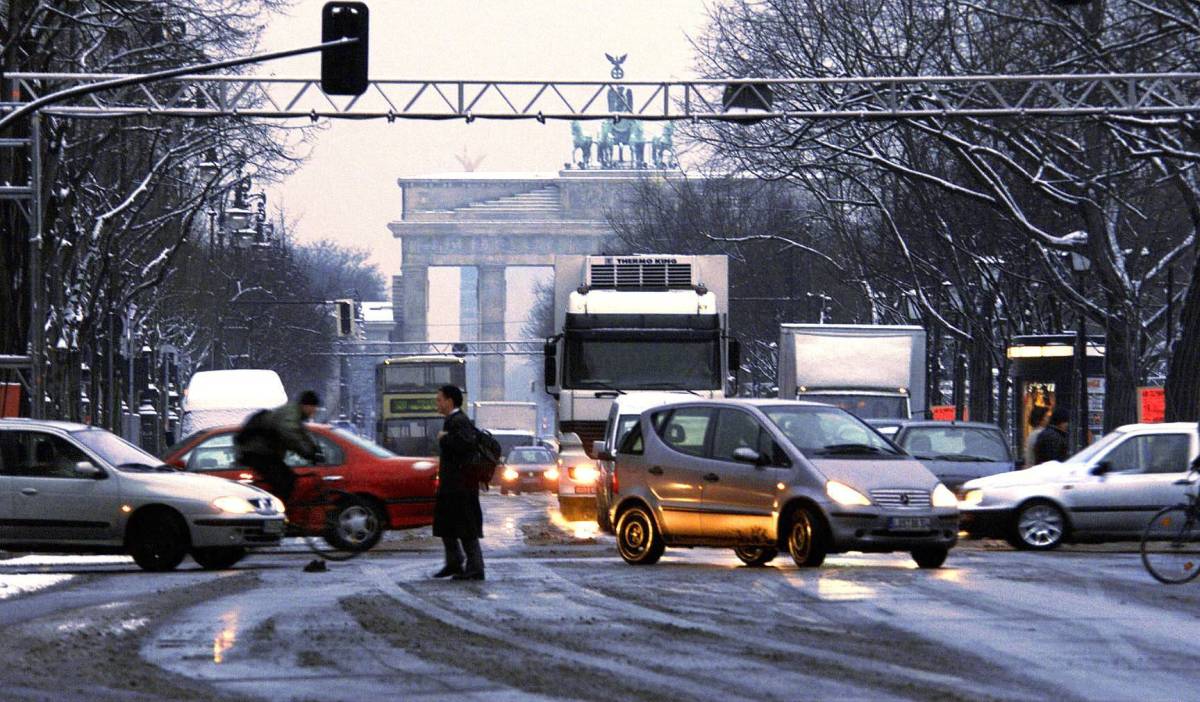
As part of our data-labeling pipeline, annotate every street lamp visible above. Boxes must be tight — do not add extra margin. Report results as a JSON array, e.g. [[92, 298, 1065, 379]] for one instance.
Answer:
[[1070, 252, 1092, 452]]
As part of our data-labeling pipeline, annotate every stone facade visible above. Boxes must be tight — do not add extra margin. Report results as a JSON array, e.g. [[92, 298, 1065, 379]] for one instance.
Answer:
[[388, 169, 664, 400]]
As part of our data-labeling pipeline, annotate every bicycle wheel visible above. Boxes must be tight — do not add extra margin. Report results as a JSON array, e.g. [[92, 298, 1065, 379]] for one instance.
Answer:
[[1140, 505, 1200, 585]]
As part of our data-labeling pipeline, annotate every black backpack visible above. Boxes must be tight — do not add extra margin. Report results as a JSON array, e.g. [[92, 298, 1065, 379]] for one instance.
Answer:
[[472, 428, 503, 485], [233, 409, 274, 454]]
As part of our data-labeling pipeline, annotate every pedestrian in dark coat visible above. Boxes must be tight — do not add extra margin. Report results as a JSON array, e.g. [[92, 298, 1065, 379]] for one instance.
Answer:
[[431, 384, 485, 580], [1032, 407, 1070, 465], [234, 390, 321, 500]]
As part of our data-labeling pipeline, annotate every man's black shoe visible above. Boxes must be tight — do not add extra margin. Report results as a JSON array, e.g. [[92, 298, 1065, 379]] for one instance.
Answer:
[[304, 559, 328, 573], [432, 564, 463, 578], [451, 570, 485, 581]]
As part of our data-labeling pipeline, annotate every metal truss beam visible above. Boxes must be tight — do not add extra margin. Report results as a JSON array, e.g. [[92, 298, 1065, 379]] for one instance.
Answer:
[[4, 72, 1200, 121], [329, 340, 544, 358]]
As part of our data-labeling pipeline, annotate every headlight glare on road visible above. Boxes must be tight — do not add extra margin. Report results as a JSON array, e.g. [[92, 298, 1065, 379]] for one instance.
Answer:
[[502, 467, 519, 482], [212, 496, 256, 514], [931, 483, 958, 508], [571, 465, 598, 483], [960, 489, 983, 507], [825, 480, 871, 506], [545, 467, 560, 481]]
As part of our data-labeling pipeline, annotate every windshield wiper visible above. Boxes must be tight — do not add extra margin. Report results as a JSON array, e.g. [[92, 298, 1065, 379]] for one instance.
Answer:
[[583, 380, 626, 395], [929, 453, 995, 462], [638, 382, 701, 396], [815, 443, 896, 456]]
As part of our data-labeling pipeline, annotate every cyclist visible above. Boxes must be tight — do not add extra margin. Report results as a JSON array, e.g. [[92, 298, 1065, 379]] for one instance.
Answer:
[[234, 390, 322, 501]]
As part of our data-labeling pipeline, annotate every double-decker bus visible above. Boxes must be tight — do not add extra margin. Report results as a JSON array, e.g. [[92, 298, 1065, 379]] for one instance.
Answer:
[[376, 355, 466, 456]]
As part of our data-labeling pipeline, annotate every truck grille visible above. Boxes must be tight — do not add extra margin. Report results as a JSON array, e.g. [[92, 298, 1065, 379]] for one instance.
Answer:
[[589, 262, 693, 290], [869, 489, 931, 509]]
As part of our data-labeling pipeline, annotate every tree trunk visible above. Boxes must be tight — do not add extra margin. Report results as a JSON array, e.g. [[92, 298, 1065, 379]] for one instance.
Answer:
[[968, 330, 993, 423], [1103, 307, 1139, 432], [1165, 256, 1200, 421]]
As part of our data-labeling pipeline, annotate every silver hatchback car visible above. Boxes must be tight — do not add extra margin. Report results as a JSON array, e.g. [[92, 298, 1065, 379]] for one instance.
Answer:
[[0, 419, 286, 571], [605, 400, 959, 568]]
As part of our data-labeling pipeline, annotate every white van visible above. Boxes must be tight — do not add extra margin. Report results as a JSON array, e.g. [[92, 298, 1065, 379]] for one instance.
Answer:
[[594, 392, 691, 532], [179, 369, 289, 437]]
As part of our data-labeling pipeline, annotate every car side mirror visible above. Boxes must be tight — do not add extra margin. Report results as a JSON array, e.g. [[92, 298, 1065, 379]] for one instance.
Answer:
[[594, 441, 614, 461], [1091, 461, 1112, 476], [73, 461, 103, 478], [732, 447, 762, 465]]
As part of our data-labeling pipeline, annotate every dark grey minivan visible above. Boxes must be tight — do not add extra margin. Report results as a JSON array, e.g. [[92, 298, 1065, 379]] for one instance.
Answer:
[[604, 400, 959, 568]]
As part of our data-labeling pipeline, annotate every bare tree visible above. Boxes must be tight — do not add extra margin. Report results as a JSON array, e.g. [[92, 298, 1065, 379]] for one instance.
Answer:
[[688, 0, 1199, 429]]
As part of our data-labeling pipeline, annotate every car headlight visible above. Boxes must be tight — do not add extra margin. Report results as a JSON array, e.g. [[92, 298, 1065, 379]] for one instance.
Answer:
[[959, 488, 983, 507], [825, 480, 871, 506], [545, 467, 560, 481], [212, 496, 256, 514], [269, 496, 286, 513], [931, 483, 958, 508], [502, 467, 519, 482], [571, 465, 598, 484]]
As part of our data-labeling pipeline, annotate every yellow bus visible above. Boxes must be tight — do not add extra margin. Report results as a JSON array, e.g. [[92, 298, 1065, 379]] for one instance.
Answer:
[[375, 355, 467, 456]]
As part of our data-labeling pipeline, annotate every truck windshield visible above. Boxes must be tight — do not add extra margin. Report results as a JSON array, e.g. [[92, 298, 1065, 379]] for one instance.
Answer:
[[565, 338, 719, 390], [798, 393, 907, 420]]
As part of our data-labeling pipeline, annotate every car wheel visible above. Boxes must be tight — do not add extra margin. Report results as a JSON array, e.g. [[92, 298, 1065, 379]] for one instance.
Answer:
[[1008, 500, 1067, 551], [192, 546, 247, 570], [911, 546, 948, 569], [129, 511, 189, 572], [734, 546, 778, 567], [324, 496, 385, 552], [785, 505, 828, 568], [616, 505, 665, 565]]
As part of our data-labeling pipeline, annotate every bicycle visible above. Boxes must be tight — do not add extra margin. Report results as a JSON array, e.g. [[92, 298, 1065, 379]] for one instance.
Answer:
[[290, 471, 386, 562], [1140, 464, 1200, 584]]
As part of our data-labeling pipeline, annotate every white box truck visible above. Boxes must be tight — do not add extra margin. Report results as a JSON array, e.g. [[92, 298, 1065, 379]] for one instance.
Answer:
[[543, 254, 736, 456], [777, 324, 926, 420], [179, 369, 289, 436]]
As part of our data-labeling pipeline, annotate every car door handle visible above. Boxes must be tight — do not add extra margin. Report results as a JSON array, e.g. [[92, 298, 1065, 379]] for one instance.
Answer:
[[648, 466, 664, 475], [20, 488, 37, 496], [703, 473, 720, 482]]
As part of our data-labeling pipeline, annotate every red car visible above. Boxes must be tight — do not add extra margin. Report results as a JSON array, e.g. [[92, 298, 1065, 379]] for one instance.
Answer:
[[163, 424, 438, 549]]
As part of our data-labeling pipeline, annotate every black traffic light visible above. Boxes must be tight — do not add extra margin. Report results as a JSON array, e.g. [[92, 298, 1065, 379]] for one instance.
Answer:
[[335, 299, 355, 337], [321, 2, 369, 96]]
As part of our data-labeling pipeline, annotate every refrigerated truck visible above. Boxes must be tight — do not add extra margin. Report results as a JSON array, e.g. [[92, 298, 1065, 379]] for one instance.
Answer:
[[543, 254, 736, 456], [777, 324, 926, 420]]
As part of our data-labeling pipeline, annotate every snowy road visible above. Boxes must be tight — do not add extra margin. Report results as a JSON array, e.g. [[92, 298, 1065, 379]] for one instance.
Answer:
[[1, 493, 1198, 701]]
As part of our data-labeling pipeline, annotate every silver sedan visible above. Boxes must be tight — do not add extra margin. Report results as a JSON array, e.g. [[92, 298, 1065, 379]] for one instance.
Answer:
[[959, 422, 1197, 549], [1, 420, 286, 571]]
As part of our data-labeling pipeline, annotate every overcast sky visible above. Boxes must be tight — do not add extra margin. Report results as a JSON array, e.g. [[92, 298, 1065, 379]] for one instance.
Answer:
[[258, 0, 711, 280]]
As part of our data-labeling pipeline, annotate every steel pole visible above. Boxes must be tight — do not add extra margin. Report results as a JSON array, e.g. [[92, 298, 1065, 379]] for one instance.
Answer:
[[1074, 307, 1087, 453], [28, 113, 43, 418]]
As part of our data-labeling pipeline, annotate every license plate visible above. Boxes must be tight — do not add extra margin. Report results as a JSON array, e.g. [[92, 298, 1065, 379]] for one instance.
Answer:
[[264, 520, 285, 534], [888, 516, 931, 531], [574, 485, 595, 495]]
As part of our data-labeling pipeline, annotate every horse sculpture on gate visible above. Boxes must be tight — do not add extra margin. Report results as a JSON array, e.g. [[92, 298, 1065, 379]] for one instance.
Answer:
[[570, 121, 593, 168], [651, 122, 676, 168]]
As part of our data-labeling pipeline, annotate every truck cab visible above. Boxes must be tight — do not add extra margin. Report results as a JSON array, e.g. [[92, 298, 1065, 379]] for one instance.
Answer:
[[544, 255, 736, 455]]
